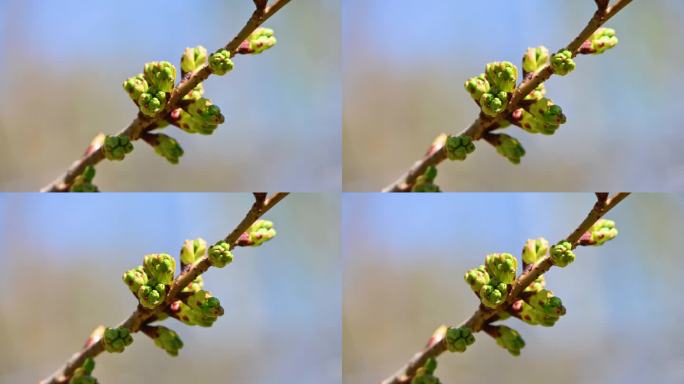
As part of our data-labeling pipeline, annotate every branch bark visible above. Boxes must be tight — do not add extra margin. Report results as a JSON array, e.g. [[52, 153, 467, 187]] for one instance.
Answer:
[[39, 192, 289, 384], [41, 0, 291, 192], [382, 0, 633, 192], [380, 193, 630, 384]]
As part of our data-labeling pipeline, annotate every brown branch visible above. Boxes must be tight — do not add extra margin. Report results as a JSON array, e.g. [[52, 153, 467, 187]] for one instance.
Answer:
[[380, 193, 630, 384], [382, 0, 633, 192], [40, 0, 291, 192], [39, 192, 288, 384]]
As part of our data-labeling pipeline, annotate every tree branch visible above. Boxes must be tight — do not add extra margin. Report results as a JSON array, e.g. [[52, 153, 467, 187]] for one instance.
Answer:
[[382, 0, 633, 192], [380, 193, 630, 384], [40, 0, 291, 192], [39, 192, 288, 384]]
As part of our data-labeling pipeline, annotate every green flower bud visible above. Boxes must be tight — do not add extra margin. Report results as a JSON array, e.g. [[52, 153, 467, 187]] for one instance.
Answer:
[[138, 283, 167, 308], [180, 238, 207, 265], [445, 326, 475, 353], [143, 253, 176, 285], [187, 290, 224, 316], [103, 135, 133, 161], [589, 219, 618, 246], [240, 28, 277, 54], [494, 326, 525, 356], [70, 166, 99, 192], [183, 83, 204, 101], [464, 73, 490, 102], [550, 241, 575, 267], [485, 253, 517, 284], [412, 166, 441, 192], [182, 275, 204, 293], [175, 109, 219, 135], [588, 28, 618, 54], [523, 275, 546, 294], [152, 326, 184, 356], [494, 134, 525, 164], [208, 49, 235, 76], [528, 289, 566, 317], [480, 91, 509, 116], [550, 50, 575, 76], [522, 237, 549, 265], [522, 46, 549, 74], [138, 90, 167, 116], [186, 98, 225, 125], [237, 220, 277, 247], [69, 358, 97, 384], [151, 133, 184, 164], [122, 74, 149, 102], [445, 135, 475, 161], [529, 98, 566, 125], [143, 61, 176, 93], [178, 290, 225, 327], [464, 265, 490, 293], [485, 61, 518, 92], [103, 327, 133, 353], [122, 266, 149, 294], [480, 280, 508, 308], [518, 108, 559, 135], [518, 300, 561, 327], [181, 45, 208, 74], [208, 241, 233, 268], [524, 83, 546, 102]]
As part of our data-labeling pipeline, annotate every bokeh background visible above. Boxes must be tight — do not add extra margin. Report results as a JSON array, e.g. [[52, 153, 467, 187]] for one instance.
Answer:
[[0, 193, 340, 383], [343, 193, 684, 384], [0, 0, 340, 191], [343, 1, 684, 191]]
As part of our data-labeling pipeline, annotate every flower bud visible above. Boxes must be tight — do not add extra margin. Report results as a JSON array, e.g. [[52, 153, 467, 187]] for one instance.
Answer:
[[445, 326, 475, 353], [69, 358, 97, 384], [589, 219, 618, 246], [208, 49, 235, 76], [186, 98, 225, 125], [587, 28, 618, 54], [138, 90, 167, 116], [485, 61, 518, 92], [494, 133, 525, 164], [175, 109, 219, 135], [412, 166, 440, 192], [480, 91, 508, 116], [181, 45, 208, 74], [464, 265, 490, 293], [494, 325, 525, 356], [523, 275, 546, 294], [180, 238, 207, 265], [522, 237, 549, 264], [528, 289, 566, 317], [238, 220, 277, 247], [485, 253, 517, 284], [183, 83, 204, 101], [103, 135, 134, 161], [152, 326, 184, 356], [445, 135, 476, 161], [122, 74, 149, 102], [480, 281, 508, 308], [103, 327, 133, 353], [182, 275, 204, 293], [464, 73, 490, 102], [529, 98, 566, 125], [524, 83, 546, 102], [208, 241, 234, 268], [138, 283, 167, 308], [522, 46, 549, 74], [143, 61, 177, 93], [239, 28, 277, 54], [122, 266, 148, 294], [550, 241, 575, 267], [151, 133, 184, 165], [70, 165, 99, 192], [143, 253, 176, 285], [550, 50, 575, 76]]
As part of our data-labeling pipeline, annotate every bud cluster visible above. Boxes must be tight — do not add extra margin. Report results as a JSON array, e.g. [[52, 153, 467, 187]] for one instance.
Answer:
[[411, 357, 441, 384], [412, 165, 440, 192], [236, 220, 278, 247], [464, 253, 518, 308], [122, 253, 176, 309], [69, 358, 97, 384]]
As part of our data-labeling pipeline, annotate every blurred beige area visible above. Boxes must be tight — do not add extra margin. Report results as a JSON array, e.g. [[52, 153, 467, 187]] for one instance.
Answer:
[[343, 1, 684, 191], [0, 193, 340, 383], [343, 194, 684, 384], [0, 0, 340, 191]]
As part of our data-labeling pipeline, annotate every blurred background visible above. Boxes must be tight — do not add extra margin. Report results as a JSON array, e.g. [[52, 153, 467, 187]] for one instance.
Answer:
[[0, 0, 340, 191], [0, 193, 340, 383], [343, 193, 684, 384], [343, 1, 684, 191]]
